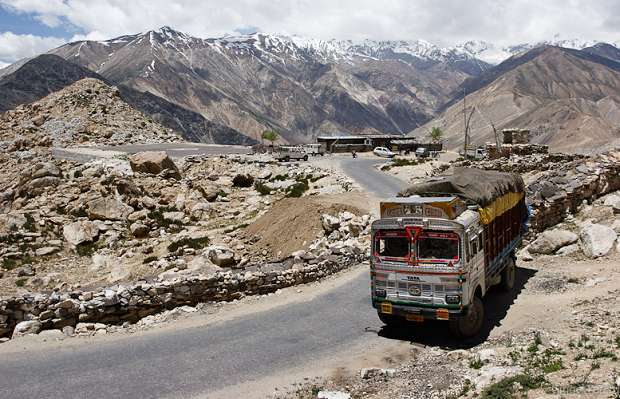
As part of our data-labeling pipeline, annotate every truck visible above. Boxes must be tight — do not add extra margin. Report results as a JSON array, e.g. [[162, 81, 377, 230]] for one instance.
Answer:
[[276, 146, 308, 162], [370, 168, 528, 337], [303, 143, 326, 156]]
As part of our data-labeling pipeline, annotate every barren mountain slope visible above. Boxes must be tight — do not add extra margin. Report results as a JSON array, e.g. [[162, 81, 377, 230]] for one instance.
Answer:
[[49, 28, 484, 143], [411, 47, 620, 153], [0, 55, 253, 145]]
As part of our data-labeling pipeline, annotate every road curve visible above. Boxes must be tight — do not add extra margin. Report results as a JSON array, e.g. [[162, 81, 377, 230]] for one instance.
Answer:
[[340, 158, 408, 198], [0, 154, 408, 399]]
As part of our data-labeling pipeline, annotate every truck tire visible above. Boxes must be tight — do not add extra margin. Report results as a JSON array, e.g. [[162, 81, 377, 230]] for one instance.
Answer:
[[500, 257, 516, 291], [449, 296, 484, 338], [303, 155, 308, 161], [377, 311, 405, 328], [284, 156, 290, 162]]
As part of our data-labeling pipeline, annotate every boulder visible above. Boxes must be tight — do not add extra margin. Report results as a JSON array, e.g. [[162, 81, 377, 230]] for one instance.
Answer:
[[63, 220, 99, 246], [321, 214, 340, 233], [603, 194, 620, 213], [163, 211, 185, 224], [195, 183, 220, 202], [579, 224, 617, 258], [35, 246, 60, 256], [128, 151, 181, 179], [87, 197, 133, 221], [12, 320, 42, 338], [528, 229, 578, 254], [612, 219, 620, 234], [556, 244, 580, 256], [207, 246, 236, 267], [130, 222, 150, 238]]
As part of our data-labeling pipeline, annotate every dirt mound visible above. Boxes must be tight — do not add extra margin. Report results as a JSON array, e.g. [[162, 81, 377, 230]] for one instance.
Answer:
[[242, 196, 362, 259]]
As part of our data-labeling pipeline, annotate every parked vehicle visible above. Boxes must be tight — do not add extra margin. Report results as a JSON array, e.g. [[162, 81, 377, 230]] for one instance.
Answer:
[[303, 144, 326, 156], [370, 168, 528, 337], [415, 147, 430, 158], [276, 146, 308, 162], [373, 147, 396, 158], [459, 147, 487, 160]]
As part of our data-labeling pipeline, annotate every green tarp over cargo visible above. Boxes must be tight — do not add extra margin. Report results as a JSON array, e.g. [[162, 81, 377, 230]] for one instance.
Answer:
[[398, 167, 525, 207]]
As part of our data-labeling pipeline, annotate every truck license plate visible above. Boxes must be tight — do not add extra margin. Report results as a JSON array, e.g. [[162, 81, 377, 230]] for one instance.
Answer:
[[406, 314, 424, 322], [380, 302, 393, 314]]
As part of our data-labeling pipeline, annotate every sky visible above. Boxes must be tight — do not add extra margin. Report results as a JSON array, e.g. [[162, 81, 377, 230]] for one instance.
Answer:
[[0, 0, 619, 68]]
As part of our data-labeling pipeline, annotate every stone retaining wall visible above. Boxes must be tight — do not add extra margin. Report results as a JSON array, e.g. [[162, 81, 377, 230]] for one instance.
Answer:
[[528, 157, 620, 232], [0, 252, 365, 339]]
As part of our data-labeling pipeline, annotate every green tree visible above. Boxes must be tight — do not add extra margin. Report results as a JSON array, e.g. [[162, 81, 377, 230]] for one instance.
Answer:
[[262, 130, 279, 147], [430, 126, 443, 143]]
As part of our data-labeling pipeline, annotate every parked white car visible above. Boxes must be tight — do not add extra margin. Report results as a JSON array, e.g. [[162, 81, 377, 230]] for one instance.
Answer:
[[276, 146, 308, 162], [373, 147, 396, 158]]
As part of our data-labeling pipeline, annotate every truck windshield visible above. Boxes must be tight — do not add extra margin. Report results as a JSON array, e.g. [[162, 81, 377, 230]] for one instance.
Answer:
[[417, 231, 459, 262], [375, 231, 409, 259]]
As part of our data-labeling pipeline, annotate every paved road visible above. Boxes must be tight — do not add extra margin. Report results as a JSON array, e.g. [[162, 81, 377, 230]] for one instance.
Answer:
[[0, 273, 380, 399], [97, 143, 252, 157], [340, 157, 409, 198], [0, 155, 405, 399]]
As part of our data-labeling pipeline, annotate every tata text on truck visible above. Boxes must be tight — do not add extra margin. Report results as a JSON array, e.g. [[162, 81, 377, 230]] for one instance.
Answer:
[[370, 168, 528, 337]]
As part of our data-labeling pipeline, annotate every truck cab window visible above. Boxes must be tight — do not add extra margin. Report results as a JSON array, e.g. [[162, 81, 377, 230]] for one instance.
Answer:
[[417, 231, 459, 261], [376, 233, 409, 258]]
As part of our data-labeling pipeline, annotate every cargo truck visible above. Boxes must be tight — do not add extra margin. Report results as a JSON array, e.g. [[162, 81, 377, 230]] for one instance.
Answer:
[[370, 168, 529, 337]]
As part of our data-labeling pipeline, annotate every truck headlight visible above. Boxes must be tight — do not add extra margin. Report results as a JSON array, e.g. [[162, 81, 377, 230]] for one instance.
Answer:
[[445, 294, 461, 304], [408, 286, 421, 296]]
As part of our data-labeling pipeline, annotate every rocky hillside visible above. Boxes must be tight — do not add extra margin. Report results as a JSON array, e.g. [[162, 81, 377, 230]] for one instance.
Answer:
[[411, 47, 620, 153], [0, 78, 181, 148], [0, 54, 255, 146], [47, 27, 488, 143], [0, 54, 101, 113]]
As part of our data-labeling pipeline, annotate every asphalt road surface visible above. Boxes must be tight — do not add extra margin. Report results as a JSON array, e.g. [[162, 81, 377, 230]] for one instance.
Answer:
[[0, 154, 405, 399], [340, 157, 409, 198], [0, 273, 380, 399], [97, 143, 252, 157]]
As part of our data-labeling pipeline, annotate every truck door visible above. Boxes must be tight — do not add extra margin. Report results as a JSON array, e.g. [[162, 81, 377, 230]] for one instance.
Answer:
[[467, 231, 486, 296]]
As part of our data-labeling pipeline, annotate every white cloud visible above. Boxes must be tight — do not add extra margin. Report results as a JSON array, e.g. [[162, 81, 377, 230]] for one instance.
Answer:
[[0, 31, 65, 64], [0, 0, 619, 49]]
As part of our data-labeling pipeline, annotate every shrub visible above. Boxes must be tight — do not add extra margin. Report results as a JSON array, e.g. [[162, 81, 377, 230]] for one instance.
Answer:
[[1, 258, 17, 270], [76, 242, 98, 257], [232, 174, 254, 188], [167, 236, 210, 253], [480, 373, 545, 399], [15, 278, 27, 287], [143, 256, 158, 264], [254, 181, 272, 195], [469, 356, 483, 369], [286, 177, 309, 198]]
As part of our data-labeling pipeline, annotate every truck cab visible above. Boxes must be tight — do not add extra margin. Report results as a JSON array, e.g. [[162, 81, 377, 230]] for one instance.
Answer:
[[371, 192, 524, 337]]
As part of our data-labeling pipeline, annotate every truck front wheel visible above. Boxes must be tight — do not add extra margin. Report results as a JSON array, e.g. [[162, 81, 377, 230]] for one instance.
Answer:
[[500, 257, 516, 291], [449, 296, 484, 338]]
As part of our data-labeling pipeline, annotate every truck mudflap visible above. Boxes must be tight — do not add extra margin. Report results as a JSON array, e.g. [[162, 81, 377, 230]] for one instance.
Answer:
[[372, 299, 466, 321]]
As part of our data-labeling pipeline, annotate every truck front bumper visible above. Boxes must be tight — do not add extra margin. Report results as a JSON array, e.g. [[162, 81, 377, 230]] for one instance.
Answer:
[[372, 298, 465, 321]]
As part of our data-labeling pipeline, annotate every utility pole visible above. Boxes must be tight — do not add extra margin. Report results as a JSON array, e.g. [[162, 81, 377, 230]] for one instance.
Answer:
[[462, 88, 468, 159]]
